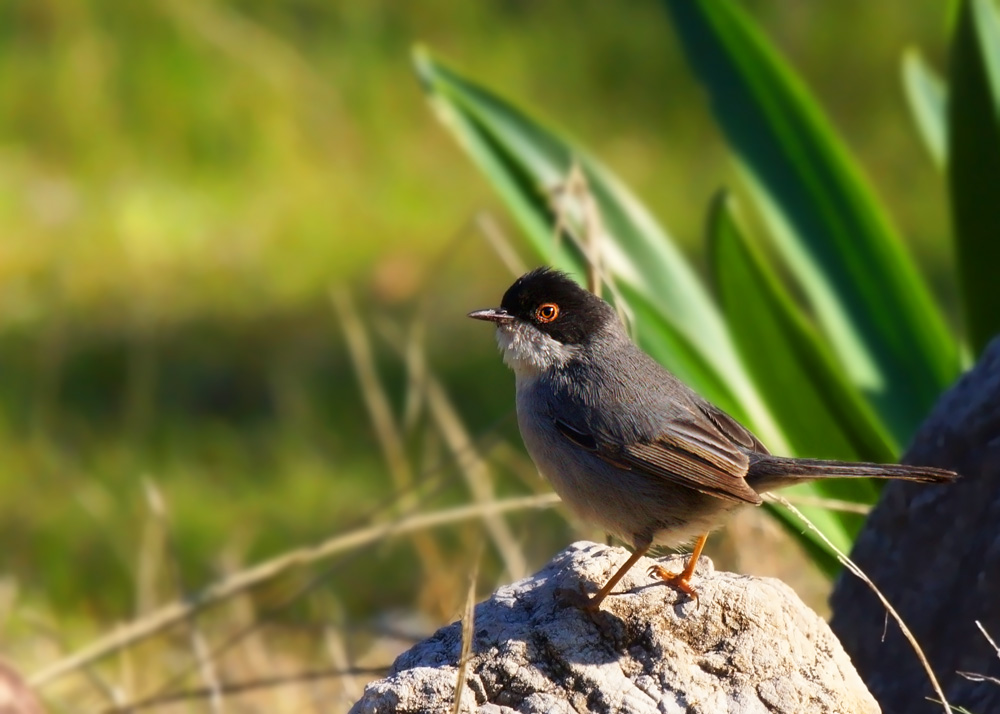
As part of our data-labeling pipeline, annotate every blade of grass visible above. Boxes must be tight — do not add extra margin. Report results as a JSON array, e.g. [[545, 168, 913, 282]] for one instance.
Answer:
[[331, 288, 448, 585], [903, 49, 948, 169], [322, 598, 364, 706], [710, 194, 896, 565], [451, 545, 480, 714], [709, 193, 898, 464], [142, 478, 225, 714], [373, 315, 528, 581], [475, 211, 528, 278], [948, 0, 1000, 355], [664, 0, 959, 445]]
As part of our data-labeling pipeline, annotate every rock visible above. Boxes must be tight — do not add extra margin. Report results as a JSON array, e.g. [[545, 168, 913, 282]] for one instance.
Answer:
[[830, 337, 1000, 714], [351, 541, 878, 713]]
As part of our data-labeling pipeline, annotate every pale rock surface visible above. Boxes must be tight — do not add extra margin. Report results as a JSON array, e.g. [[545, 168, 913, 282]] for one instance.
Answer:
[[351, 541, 877, 713]]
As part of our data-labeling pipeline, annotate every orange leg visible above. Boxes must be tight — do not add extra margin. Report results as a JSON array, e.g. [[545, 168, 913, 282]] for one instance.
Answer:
[[575, 539, 652, 611], [647, 532, 708, 603]]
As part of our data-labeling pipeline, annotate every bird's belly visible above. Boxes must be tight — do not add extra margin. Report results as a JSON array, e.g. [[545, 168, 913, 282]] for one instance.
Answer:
[[516, 403, 633, 542], [515, 385, 747, 549]]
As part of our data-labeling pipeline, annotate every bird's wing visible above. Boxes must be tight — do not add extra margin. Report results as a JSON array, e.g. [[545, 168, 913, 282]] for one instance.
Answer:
[[553, 412, 763, 505], [695, 400, 770, 456]]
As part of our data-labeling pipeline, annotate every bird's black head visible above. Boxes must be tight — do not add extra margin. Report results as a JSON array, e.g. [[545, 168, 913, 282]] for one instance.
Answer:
[[469, 267, 612, 345]]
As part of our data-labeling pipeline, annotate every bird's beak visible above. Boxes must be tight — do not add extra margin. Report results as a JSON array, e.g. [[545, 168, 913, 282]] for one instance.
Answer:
[[468, 307, 514, 324]]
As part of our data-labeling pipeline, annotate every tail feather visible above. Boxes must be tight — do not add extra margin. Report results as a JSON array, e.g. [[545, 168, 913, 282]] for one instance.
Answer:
[[747, 454, 958, 487]]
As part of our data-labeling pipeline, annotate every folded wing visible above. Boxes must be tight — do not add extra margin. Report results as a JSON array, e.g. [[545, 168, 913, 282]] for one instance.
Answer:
[[553, 405, 764, 505]]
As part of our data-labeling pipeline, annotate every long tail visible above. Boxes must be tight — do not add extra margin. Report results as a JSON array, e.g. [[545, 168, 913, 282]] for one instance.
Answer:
[[747, 453, 958, 490]]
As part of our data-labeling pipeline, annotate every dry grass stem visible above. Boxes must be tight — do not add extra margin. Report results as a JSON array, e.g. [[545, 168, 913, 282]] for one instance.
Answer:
[[145, 477, 227, 713], [476, 212, 527, 278], [776, 493, 872, 515], [332, 288, 416, 496], [191, 627, 225, 714], [374, 318, 528, 581], [332, 288, 447, 590], [975, 619, 1000, 660], [424, 376, 527, 580], [956, 620, 1000, 686], [137, 479, 168, 617], [546, 170, 634, 333], [549, 163, 604, 297], [452, 547, 480, 714], [402, 314, 429, 435], [765, 493, 950, 713], [31, 493, 559, 688], [323, 605, 363, 706]]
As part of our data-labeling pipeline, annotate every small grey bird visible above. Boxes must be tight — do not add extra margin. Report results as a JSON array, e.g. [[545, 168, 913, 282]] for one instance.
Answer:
[[469, 267, 958, 610]]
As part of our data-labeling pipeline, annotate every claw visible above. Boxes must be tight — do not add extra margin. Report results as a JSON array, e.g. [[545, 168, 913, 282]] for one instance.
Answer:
[[647, 563, 700, 608], [646, 564, 677, 580]]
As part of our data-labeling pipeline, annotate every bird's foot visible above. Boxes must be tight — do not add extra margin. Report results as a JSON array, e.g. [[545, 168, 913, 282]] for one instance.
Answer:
[[647, 564, 700, 608]]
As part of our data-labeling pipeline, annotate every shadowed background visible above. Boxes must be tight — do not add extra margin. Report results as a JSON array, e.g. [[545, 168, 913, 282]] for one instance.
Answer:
[[0, 1, 956, 709]]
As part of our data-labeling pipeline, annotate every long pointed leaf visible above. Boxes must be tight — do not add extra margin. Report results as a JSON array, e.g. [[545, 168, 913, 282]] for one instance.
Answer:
[[903, 49, 948, 169], [710, 193, 898, 464], [948, 0, 1000, 355], [710, 194, 905, 566], [414, 48, 787, 447], [664, 0, 960, 445]]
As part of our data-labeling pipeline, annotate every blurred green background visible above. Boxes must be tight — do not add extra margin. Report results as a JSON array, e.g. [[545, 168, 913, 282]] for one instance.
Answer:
[[0, 0, 956, 692]]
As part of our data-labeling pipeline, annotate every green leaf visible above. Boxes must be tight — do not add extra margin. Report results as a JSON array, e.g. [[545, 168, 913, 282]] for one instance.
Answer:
[[948, 0, 1000, 356], [710, 193, 904, 566], [664, 0, 960, 446], [709, 193, 898, 464], [414, 47, 788, 447], [903, 49, 948, 169]]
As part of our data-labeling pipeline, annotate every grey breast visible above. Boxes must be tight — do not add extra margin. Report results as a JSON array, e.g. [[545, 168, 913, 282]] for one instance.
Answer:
[[514, 337, 750, 548]]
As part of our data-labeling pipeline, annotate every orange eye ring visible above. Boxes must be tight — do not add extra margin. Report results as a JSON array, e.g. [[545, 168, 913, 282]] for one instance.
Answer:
[[535, 303, 559, 323]]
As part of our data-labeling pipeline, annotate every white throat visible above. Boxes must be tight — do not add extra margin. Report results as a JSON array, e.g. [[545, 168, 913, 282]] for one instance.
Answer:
[[495, 321, 580, 379]]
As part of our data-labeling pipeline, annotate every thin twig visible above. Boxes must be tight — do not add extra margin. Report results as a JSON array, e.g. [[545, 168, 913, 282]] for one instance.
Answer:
[[975, 619, 1000, 660], [957, 620, 1000, 686], [775, 493, 872, 515], [452, 545, 481, 714], [765, 493, 950, 713], [31, 493, 560, 688]]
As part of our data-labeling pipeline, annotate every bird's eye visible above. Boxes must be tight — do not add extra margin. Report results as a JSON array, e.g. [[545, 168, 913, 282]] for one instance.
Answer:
[[535, 303, 559, 323]]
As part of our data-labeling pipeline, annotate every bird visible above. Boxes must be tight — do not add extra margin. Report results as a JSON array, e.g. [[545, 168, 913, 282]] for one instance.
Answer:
[[468, 267, 958, 611]]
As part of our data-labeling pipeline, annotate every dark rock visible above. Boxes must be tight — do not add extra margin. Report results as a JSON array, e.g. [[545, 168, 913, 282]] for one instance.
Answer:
[[830, 337, 1000, 714]]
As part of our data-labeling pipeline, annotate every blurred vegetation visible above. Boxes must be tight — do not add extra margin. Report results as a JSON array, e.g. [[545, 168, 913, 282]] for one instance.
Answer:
[[0, 0, 970, 707]]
